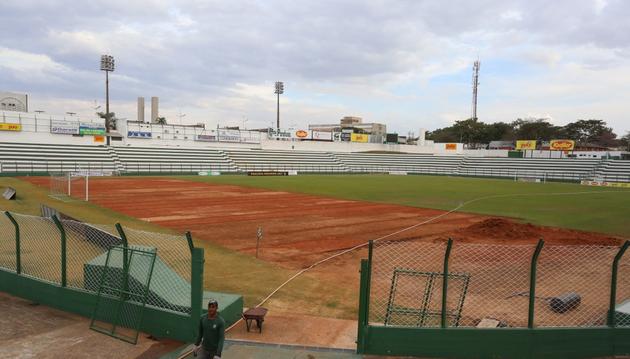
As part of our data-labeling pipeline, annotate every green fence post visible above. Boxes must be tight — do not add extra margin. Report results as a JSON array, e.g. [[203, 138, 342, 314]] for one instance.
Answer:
[[4, 211, 20, 274], [608, 240, 630, 327], [357, 258, 370, 354], [191, 245, 205, 342], [186, 231, 195, 254], [441, 238, 453, 328], [115, 223, 130, 299], [528, 239, 545, 329], [52, 215, 67, 287], [366, 240, 373, 323]]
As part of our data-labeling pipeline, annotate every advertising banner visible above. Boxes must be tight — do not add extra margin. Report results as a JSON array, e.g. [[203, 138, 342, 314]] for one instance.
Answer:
[[268, 128, 312, 140], [550, 139, 575, 151], [218, 129, 241, 142], [351, 133, 369, 143], [0, 123, 22, 131], [294, 129, 311, 139], [445, 143, 457, 150], [312, 131, 333, 141], [127, 131, 152, 139], [94, 136, 105, 143], [581, 180, 630, 188], [516, 140, 537, 150], [340, 132, 351, 142], [268, 128, 292, 139], [50, 120, 80, 135], [79, 122, 106, 135], [196, 134, 217, 142]]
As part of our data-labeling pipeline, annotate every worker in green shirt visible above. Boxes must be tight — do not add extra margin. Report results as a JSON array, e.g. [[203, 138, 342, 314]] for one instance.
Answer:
[[194, 299, 225, 359]]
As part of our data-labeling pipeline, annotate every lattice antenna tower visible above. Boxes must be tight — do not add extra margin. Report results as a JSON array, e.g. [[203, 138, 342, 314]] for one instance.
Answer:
[[471, 59, 480, 120]]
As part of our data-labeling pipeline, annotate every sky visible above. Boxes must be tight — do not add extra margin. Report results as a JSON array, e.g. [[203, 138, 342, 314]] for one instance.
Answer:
[[1, 0, 629, 136]]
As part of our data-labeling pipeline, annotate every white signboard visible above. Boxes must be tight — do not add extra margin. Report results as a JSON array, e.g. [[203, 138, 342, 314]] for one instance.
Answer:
[[50, 120, 80, 135], [312, 131, 333, 141], [218, 129, 241, 142]]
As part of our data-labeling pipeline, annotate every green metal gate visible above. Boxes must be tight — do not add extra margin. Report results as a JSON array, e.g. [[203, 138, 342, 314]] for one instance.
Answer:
[[90, 245, 157, 344]]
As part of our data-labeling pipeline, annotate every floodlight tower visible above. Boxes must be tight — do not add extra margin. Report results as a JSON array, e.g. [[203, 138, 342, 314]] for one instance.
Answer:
[[100, 55, 115, 145], [274, 81, 284, 130], [471, 60, 480, 121]]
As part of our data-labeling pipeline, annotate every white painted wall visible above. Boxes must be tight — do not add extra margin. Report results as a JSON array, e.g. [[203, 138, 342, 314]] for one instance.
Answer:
[[0, 111, 105, 145]]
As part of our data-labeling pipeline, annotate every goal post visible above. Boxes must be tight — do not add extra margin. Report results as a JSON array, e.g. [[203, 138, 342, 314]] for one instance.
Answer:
[[49, 172, 90, 201], [514, 172, 547, 183]]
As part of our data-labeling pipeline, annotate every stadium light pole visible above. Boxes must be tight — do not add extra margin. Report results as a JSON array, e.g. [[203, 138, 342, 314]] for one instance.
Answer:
[[274, 81, 284, 130], [100, 55, 115, 145]]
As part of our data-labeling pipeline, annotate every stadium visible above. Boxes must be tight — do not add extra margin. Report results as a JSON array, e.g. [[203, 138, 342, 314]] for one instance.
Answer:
[[1, 106, 629, 359]]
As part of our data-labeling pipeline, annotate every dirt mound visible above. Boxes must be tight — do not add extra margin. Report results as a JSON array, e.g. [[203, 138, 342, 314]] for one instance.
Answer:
[[456, 217, 622, 246], [463, 218, 540, 240]]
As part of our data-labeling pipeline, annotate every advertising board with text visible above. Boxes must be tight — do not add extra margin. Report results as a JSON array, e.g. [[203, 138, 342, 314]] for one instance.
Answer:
[[50, 120, 80, 135], [516, 140, 537, 150]]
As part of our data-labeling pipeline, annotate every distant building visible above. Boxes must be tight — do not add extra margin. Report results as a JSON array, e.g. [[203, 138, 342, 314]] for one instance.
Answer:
[[309, 116, 387, 137], [0, 92, 28, 112]]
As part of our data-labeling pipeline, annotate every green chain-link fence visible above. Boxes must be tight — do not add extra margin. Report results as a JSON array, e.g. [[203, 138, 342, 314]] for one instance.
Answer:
[[368, 240, 630, 329], [1, 212, 194, 315]]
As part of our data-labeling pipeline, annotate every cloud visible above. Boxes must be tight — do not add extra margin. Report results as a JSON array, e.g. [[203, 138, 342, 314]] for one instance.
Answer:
[[0, 0, 628, 135]]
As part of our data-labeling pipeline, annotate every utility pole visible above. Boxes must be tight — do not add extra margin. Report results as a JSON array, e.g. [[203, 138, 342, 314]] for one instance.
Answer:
[[471, 60, 480, 121], [100, 55, 115, 145]]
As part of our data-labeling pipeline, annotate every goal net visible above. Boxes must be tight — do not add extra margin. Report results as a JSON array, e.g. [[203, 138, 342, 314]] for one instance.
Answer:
[[514, 173, 546, 183], [50, 172, 90, 201]]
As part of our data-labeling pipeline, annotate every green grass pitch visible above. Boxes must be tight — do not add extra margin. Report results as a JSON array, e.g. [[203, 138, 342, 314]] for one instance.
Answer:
[[183, 174, 630, 237]]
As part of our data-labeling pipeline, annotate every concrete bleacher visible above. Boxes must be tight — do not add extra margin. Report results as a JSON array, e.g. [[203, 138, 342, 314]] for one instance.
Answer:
[[224, 149, 348, 172], [0, 142, 117, 174], [593, 160, 630, 183], [333, 153, 463, 174], [458, 157, 601, 181], [0, 140, 628, 182], [111, 146, 238, 173]]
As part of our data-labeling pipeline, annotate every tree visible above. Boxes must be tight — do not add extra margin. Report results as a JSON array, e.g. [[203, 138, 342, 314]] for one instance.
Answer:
[[451, 118, 486, 146], [155, 116, 167, 125], [512, 118, 561, 141], [619, 132, 630, 150], [426, 126, 458, 143], [480, 122, 514, 142], [97, 111, 119, 131], [561, 119, 618, 146]]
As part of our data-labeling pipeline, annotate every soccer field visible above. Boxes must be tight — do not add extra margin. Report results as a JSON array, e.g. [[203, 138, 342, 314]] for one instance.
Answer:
[[183, 174, 630, 237]]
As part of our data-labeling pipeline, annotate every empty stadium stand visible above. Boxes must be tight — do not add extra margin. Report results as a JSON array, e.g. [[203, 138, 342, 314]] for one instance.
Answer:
[[0, 141, 628, 182], [224, 149, 348, 173], [592, 159, 630, 183], [332, 153, 462, 174], [0, 142, 117, 174], [110, 146, 238, 173], [458, 157, 601, 181]]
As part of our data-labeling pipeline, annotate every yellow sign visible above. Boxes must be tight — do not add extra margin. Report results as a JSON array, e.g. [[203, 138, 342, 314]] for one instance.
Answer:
[[445, 143, 457, 150], [351, 133, 369, 143], [550, 139, 575, 151], [516, 140, 536, 150], [0, 123, 22, 131]]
